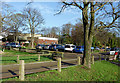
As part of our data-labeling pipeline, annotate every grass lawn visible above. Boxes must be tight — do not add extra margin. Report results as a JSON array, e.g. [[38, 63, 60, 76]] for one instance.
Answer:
[[2, 49, 36, 56], [1, 50, 53, 65], [2, 61, 119, 81], [1, 55, 52, 65]]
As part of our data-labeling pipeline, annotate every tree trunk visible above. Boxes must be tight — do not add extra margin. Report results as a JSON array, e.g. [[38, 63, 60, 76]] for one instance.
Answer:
[[82, 2, 94, 69], [31, 33, 34, 48], [82, 2, 89, 66]]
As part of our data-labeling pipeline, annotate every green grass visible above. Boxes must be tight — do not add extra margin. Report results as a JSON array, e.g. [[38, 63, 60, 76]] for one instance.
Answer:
[[1, 49, 53, 65], [93, 50, 100, 53], [110, 60, 120, 63], [2, 61, 119, 81], [1, 55, 52, 65], [21, 47, 35, 49], [2, 49, 36, 56]]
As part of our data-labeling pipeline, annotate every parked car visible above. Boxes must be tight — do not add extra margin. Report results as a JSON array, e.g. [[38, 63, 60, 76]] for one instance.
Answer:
[[91, 47, 94, 51], [49, 44, 64, 51], [106, 48, 111, 51], [10, 43, 21, 48], [74, 46, 94, 53], [57, 45, 65, 51], [110, 47, 120, 55], [5, 43, 21, 48], [43, 45, 50, 50], [36, 44, 45, 52], [73, 46, 84, 53], [64, 44, 76, 52], [95, 47, 100, 50]]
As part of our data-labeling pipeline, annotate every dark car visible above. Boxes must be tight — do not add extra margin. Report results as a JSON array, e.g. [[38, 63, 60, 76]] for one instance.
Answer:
[[43, 45, 50, 50], [36, 44, 45, 52], [5, 43, 21, 48], [57, 45, 65, 51], [49, 44, 64, 51], [10, 43, 21, 48]]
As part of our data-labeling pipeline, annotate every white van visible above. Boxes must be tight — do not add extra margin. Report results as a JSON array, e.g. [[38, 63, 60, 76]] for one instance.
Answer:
[[65, 44, 76, 52]]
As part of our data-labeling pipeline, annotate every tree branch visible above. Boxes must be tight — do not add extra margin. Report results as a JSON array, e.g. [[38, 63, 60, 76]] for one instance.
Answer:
[[94, 2, 107, 12]]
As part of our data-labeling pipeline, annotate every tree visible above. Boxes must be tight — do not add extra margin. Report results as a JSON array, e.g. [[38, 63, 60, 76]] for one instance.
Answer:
[[61, 23, 72, 44], [71, 22, 84, 45], [7, 13, 24, 42], [23, 7, 44, 48], [58, 1, 119, 68], [1, 2, 14, 37]]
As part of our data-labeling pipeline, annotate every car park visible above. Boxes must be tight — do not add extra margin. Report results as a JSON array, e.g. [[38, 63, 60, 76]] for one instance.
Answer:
[[64, 44, 76, 52], [10, 43, 21, 48], [49, 44, 64, 51], [5, 43, 21, 48], [74, 46, 94, 53]]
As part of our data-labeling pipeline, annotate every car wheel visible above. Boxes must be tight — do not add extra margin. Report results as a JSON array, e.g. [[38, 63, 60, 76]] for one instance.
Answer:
[[71, 50, 73, 53]]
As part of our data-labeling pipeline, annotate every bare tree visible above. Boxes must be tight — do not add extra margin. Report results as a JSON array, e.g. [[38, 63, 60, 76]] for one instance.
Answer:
[[58, 1, 119, 68], [1, 2, 14, 37], [23, 7, 44, 48], [6, 13, 24, 42]]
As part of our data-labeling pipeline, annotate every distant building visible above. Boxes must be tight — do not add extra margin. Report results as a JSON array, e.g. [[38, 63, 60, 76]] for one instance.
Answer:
[[1, 32, 58, 46], [35, 37, 58, 45]]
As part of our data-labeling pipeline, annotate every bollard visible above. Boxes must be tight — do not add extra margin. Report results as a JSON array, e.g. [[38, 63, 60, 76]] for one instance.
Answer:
[[77, 56, 81, 65], [19, 60, 24, 81], [99, 55, 101, 61], [38, 55, 40, 61], [84, 59, 86, 66], [17, 55, 19, 63], [92, 55, 94, 64], [104, 55, 106, 61], [57, 58, 61, 72]]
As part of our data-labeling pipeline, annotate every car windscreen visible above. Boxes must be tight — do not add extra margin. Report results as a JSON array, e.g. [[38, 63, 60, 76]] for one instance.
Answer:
[[76, 46, 81, 48], [65, 45, 70, 48], [71, 46, 75, 48]]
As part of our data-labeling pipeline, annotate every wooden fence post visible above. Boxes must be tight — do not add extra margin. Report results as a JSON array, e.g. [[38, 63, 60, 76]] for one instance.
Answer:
[[104, 55, 106, 61], [57, 58, 61, 72], [77, 56, 81, 65], [84, 59, 86, 66], [17, 55, 19, 63], [38, 55, 40, 61], [19, 60, 24, 81], [92, 55, 94, 64], [99, 55, 101, 61]]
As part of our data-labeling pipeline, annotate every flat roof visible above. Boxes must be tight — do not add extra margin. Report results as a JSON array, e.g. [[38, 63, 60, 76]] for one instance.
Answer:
[[38, 37, 58, 41]]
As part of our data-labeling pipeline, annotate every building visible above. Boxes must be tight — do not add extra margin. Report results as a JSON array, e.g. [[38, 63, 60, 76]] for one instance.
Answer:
[[36, 37, 58, 45], [1, 32, 58, 46]]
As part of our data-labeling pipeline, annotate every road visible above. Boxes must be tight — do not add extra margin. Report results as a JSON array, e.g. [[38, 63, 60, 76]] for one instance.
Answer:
[[0, 52, 110, 79]]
